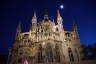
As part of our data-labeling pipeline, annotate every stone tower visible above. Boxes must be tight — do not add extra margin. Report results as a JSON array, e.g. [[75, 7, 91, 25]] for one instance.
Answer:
[[8, 10, 82, 64]]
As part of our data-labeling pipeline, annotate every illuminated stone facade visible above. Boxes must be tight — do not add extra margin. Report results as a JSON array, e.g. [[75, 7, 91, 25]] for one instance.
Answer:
[[8, 10, 82, 64]]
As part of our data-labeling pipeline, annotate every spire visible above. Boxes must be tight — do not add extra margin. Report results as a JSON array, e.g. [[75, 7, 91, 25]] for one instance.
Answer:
[[44, 9, 49, 21], [33, 11, 36, 18], [57, 10, 61, 17], [16, 21, 21, 33], [15, 21, 21, 40], [73, 17, 77, 32], [57, 10, 63, 24], [73, 18, 79, 38], [32, 11, 37, 25], [31, 11, 37, 32]]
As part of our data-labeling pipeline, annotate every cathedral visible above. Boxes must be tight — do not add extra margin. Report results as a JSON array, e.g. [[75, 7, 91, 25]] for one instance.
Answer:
[[8, 10, 83, 64]]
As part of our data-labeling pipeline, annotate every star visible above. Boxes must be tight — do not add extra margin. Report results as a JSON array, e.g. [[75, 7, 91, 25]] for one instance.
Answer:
[[60, 4, 64, 9]]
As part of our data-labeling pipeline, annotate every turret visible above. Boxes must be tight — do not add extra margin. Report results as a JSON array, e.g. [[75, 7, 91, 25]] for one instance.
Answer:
[[31, 11, 37, 32], [57, 10, 63, 24], [57, 10, 63, 31], [32, 11, 37, 26], [57, 10, 65, 41]]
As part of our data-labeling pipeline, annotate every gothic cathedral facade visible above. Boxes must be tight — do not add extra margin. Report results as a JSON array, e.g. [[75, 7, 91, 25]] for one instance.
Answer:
[[8, 10, 82, 64]]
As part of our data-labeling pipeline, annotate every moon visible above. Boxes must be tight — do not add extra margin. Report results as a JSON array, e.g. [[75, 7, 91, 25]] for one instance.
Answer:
[[60, 4, 64, 9]]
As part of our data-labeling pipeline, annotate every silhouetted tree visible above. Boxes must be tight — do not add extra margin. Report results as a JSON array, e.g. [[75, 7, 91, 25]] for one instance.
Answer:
[[81, 43, 96, 60]]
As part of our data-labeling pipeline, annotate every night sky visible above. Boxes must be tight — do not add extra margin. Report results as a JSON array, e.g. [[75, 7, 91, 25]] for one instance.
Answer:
[[0, 0, 96, 54]]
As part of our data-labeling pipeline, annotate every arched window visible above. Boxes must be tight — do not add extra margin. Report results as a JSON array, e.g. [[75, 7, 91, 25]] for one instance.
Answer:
[[46, 43, 53, 62], [65, 33, 70, 37], [68, 48, 74, 62], [55, 44, 60, 62], [56, 27, 59, 31], [38, 44, 43, 63]]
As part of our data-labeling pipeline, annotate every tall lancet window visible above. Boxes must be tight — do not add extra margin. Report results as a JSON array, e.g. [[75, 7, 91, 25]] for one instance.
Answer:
[[68, 48, 74, 62], [55, 44, 60, 62], [46, 43, 53, 62], [38, 44, 43, 63]]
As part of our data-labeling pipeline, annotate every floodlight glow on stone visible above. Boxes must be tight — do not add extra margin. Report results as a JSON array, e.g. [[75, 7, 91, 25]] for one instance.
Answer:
[[42, 42, 45, 45]]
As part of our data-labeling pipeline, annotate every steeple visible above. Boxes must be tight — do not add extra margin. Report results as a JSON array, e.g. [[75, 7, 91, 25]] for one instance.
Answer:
[[57, 10, 63, 24], [31, 11, 37, 32], [16, 21, 21, 33], [16, 21, 21, 40], [44, 9, 49, 21], [73, 18, 79, 38], [73, 20, 77, 32], [32, 11, 37, 26]]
